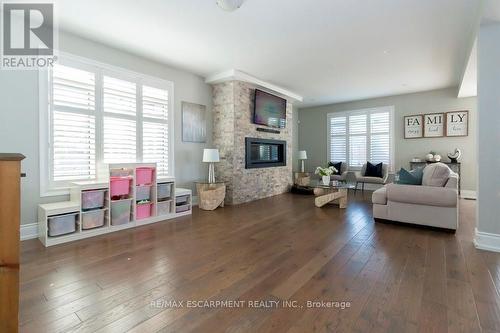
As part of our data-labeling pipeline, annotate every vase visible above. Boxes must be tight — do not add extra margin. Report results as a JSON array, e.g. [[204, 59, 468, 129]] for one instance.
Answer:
[[321, 175, 330, 185]]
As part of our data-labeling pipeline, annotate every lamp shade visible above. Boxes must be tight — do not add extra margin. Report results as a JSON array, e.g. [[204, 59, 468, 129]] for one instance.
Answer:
[[202, 149, 220, 163], [298, 150, 307, 160]]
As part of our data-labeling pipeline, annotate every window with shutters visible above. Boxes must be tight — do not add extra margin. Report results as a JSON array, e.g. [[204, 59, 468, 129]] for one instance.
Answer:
[[40, 55, 174, 195], [327, 107, 394, 171]]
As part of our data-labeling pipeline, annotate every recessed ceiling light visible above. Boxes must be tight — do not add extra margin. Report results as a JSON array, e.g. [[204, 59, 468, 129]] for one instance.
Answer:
[[383, 50, 390, 55], [216, 0, 245, 12]]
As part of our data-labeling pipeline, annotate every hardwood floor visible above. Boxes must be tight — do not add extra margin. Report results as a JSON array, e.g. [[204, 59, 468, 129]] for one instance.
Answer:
[[19, 192, 500, 333]]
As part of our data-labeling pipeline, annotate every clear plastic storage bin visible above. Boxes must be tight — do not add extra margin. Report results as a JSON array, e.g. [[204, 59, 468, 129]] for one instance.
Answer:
[[111, 199, 132, 225], [157, 183, 172, 200], [136, 185, 151, 202], [48, 212, 78, 237], [81, 189, 106, 210], [176, 204, 190, 213], [157, 200, 171, 216], [81, 209, 106, 230], [176, 195, 190, 205]]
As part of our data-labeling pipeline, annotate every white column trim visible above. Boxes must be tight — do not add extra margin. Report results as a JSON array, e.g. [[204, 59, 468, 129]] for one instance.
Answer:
[[474, 228, 500, 253]]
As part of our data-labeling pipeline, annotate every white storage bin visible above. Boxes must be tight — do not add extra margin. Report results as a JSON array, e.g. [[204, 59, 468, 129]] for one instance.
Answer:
[[111, 199, 132, 226], [136, 185, 151, 202], [48, 213, 78, 237], [81, 209, 106, 230], [157, 200, 171, 216], [176, 204, 190, 213], [81, 189, 106, 210], [176, 195, 190, 205], [157, 183, 172, 200]]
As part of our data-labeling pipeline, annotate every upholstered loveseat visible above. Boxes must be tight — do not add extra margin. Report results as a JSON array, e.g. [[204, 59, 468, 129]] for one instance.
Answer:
[[372, 163, 459, 231]]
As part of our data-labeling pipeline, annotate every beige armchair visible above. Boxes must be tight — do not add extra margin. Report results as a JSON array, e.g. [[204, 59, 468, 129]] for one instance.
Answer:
[[354, 163, 389, 193], [329, 162, 348, 182]]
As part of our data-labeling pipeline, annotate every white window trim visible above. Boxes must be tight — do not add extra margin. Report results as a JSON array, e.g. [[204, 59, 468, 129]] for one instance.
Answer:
[[326, 106, 395, 172], [39, 52, 175, 197]]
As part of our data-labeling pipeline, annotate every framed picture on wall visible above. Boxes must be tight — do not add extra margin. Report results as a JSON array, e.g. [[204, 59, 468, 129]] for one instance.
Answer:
[[446, 110, 468, 137], [182, 101, 207, 142], [404, 115, 423, 139], [423, 113, 445, 137]]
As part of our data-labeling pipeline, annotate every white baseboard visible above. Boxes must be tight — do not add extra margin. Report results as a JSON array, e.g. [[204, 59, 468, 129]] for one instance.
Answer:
[[21, 223, 38, 241], [460, 190, 477, 200], [474, 228, 500, 253]]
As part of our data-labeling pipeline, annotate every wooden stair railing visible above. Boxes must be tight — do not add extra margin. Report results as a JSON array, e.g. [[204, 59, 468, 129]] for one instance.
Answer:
[[0, 153, 25, 333]]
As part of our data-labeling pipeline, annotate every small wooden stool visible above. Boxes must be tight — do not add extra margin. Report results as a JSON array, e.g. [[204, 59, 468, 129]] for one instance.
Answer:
[[195, 182, 226, 210]]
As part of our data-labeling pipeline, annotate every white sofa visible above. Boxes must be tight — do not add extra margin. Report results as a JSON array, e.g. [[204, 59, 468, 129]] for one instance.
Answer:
[[372, 163, 459, 231]]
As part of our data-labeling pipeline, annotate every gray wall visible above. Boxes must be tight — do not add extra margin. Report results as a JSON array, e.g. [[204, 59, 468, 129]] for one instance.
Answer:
[[0, 32, 213, 226], [292, 106, 300, 172], [298, 88, 477, 191], [477, 23, 500, 236]]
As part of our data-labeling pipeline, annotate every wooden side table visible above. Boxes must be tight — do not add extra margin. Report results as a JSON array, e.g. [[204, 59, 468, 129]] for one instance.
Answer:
[[294, 172, 311, 186], [195, 182, 226, 211]]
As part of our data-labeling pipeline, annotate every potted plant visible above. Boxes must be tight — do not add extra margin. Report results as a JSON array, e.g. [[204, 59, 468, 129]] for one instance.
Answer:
[[315, 166, 337, 185]]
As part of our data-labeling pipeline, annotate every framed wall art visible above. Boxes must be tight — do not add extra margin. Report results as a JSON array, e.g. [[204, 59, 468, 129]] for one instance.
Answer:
[[182, 101, 207, 142], [404, 115, 423, 139], [446, 110, 468, 137], [423, 113, 445, 138]]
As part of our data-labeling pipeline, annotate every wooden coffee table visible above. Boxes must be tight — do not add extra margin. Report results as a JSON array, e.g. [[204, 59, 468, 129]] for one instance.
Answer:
[[311, 181, 354, 208]]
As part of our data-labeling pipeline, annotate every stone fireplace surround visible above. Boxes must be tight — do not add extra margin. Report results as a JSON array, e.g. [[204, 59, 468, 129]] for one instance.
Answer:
[[212, 80, 293, 205]]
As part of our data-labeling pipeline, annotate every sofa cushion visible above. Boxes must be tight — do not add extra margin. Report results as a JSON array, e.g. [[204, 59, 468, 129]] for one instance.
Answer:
[[357, 176, 386, 184], [386, 183, 457, 207], [372, 187, 387, 205], [365, 162, 383, 178], [397, 167, 423, 185], [422, 163, 451, 187], [328, 162, 342, 175]]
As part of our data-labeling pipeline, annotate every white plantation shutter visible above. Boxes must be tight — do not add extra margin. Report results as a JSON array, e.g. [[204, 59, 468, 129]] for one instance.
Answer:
[[43, 56, 174, 192], [143, 122, 169, 175], [103, 116, 137, 163], [328, 116, 347, 163], [142, 86, 169, 120], [348, 114, 367, 168], [52, 64, 95, 110], [103, 76, 136, 116], [327, 107, 393, 171], [370, 112, 391, 165], [142, 85, 170, 176], [52, 111, 96, 181], [50, 64, 97, 184], [103, 75, 137, 163]]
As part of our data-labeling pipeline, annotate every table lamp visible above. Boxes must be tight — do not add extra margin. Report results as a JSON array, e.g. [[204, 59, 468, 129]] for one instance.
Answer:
[[298, 150, 307, 172], [203, 149, 220, 183]]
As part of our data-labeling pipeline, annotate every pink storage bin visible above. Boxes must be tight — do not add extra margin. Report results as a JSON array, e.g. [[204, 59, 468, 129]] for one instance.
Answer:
[[110, 177, 131, 197], [136, 202, 152, 220], [136, 167, 154, 185]]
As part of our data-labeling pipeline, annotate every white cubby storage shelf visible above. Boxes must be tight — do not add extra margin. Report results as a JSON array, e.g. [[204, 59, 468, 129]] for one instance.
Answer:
[[38, 163, 192, 247]]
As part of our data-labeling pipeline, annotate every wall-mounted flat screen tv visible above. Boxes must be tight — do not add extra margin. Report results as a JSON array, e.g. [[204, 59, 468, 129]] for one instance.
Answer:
[[253, 89, 287, 128]]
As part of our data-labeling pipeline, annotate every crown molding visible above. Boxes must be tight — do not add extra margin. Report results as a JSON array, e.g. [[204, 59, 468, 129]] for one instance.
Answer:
[[205, 69, 303, 102]]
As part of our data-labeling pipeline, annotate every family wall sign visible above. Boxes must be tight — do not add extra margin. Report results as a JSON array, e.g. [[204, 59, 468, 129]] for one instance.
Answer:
[[404, 110, 468, 139]]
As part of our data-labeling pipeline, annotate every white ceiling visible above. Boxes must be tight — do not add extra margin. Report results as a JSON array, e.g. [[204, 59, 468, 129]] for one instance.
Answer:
[[49, 0, 479, 107]]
